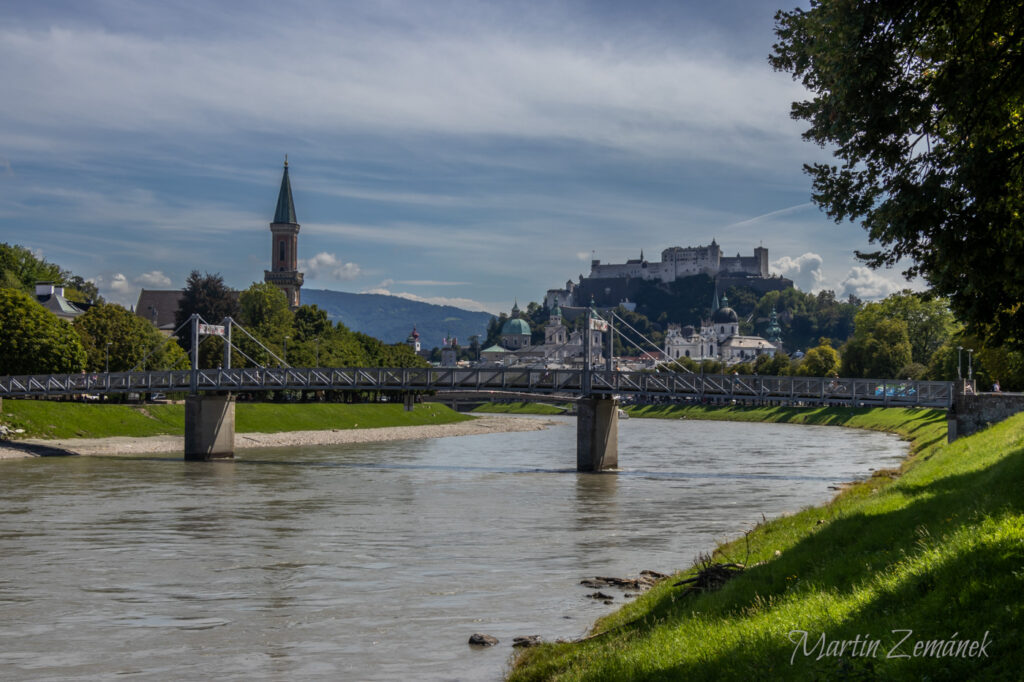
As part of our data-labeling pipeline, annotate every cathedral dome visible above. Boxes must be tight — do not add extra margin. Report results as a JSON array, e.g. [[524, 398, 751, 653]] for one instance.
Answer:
[[712, 306, 738, 324], [501, 318, 531, 336]]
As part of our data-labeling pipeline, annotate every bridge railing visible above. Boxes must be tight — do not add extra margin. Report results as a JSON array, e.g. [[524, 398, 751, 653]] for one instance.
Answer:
[[0, 367, 953, 407]]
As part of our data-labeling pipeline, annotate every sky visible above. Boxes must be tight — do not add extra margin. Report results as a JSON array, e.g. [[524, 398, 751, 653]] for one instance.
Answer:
[[0, 0, 918, 314]]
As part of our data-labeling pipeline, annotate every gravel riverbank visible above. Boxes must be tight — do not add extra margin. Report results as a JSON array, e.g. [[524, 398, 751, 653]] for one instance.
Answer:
[[0, 415, 558, 459]]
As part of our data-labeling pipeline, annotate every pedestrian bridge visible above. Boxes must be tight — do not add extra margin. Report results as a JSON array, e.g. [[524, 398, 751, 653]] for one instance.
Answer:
[[0, 366, 954, 408], [0, 365, 954, 470]]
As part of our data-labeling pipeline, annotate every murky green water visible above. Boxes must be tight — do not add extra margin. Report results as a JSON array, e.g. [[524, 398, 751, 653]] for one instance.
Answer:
[[0, 416, 906, 680]]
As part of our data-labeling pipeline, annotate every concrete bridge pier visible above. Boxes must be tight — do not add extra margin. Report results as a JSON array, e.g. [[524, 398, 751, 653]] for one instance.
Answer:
[[576, 397, 619, 472], [185, 393, 236, 460]]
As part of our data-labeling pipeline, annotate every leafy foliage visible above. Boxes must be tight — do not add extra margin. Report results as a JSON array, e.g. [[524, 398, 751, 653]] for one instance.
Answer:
[[771, 0, 1024, 346], [174, 271, 239, 368], [0, 242, 102, 304], [73, 303, 188, 372], [850, 291, 959, 366], [842, 317, 913, 379], [797, 339, 840, 377], [0, 288, 86, 374]]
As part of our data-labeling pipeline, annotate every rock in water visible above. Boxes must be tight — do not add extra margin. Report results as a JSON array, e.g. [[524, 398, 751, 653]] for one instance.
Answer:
[[512, 635, 542, 648], [468, 633, 499, 647]]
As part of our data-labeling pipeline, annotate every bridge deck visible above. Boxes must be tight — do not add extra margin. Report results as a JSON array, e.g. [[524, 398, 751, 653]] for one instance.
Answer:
[[0, 368, 954, 408]]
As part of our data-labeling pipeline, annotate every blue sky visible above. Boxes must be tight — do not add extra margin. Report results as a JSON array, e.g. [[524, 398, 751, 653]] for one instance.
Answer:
[[0, 0, 915, 313]]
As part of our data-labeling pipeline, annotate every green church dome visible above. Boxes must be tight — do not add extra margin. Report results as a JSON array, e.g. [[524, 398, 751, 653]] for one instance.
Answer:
[[501, 318, 531, 336]]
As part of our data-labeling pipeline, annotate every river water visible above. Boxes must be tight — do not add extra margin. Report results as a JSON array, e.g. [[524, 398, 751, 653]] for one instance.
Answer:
[[0, 416, 906, 681]]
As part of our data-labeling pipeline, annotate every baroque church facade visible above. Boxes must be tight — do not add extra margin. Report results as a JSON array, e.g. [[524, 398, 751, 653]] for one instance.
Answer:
[[664, 291, 782, 365]]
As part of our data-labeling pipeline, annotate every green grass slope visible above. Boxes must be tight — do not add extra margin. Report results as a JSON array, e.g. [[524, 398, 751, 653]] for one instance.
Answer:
[[0, 400, 470, 440], [511, 410, 1024, 681]]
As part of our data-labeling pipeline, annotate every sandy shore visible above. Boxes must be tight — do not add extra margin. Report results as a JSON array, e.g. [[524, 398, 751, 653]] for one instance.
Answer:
[[0, 415, 559, 459]]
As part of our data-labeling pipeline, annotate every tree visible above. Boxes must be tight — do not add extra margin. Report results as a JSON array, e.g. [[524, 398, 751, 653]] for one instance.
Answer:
[[0, 288, 86, 374], [851, 291, 958, 366], [175, 271, 239, 367], [771, 1, 1024, 347], [0, 242, 103, 304], [797, 339, 840, 377], [293, 304, 331, 343], [73, 303, 188, 372], [841, 317, 913, 379], [755, 351, 791, 376], [0, 243, 63, 291]]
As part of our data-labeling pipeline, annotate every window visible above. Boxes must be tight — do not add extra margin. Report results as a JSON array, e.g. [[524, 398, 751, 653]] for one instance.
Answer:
[[279, 240, 286, 262]]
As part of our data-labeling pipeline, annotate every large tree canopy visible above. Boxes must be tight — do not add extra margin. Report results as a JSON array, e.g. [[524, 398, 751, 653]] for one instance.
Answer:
[[74, 303, 188, 372], [771, 1, 1024, 346], [0, 288, 86, 375], [1, 242, 102, 304]]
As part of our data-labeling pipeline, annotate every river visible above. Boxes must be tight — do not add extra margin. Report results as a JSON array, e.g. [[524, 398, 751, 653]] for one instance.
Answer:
[[0, 415, 907, 681]]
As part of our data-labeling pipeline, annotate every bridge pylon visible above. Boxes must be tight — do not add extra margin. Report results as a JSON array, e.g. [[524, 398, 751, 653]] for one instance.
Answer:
[[577, 307, 619, 472], [184, 314, 238, 460], [185, 393, 235, 460]]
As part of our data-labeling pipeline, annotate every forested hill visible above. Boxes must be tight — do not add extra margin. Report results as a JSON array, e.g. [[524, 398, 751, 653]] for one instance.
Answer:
[[302, 289, 493, 348]]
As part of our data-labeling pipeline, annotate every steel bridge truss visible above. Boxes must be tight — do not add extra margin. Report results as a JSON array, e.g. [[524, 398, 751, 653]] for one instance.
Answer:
[[0, 368, 953, 408]]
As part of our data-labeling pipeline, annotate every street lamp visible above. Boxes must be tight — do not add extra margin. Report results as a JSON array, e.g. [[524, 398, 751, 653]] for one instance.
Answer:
[[956, 345, 963, 380], [283, 336, 289, 366], [315, 337, 320, 367], [967, 348, 974, 382], [105, 342, 112, 374]]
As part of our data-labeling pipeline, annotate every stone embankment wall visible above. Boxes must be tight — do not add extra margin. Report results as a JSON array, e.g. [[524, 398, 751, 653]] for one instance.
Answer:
[[949, 392, 1024, 441]]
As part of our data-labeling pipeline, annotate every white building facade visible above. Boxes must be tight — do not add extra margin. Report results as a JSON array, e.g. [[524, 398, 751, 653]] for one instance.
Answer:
[[664, 293, 779, 366]]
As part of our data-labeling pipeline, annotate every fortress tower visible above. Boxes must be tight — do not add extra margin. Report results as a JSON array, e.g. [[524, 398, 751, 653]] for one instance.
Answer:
[[264, 157, 304, 308]]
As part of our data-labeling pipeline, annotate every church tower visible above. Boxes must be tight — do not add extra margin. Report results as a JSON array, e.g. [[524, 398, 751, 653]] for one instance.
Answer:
[[264, 157, 304, 308]]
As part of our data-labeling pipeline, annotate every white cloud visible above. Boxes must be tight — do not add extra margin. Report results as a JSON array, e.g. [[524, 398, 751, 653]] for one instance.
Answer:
[[839, 267, 906, 301], [299, 252, 361, 281], [134, 270, 172, 287], [771, 253, 824, 292], [0, 19, 805, 161], [92, 272, 135, 305], [92, 270, 176, 306]]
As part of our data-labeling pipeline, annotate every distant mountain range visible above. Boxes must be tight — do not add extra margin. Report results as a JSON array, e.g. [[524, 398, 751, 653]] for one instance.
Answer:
[[302, 289, 494, 347]]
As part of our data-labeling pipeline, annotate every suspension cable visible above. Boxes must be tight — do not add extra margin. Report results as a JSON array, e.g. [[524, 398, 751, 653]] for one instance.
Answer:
[[608, 310, 695, 374]]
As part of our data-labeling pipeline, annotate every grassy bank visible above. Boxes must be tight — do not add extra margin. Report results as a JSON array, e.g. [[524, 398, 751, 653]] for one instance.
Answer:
[[511, 408, 1024, 680], [0, 400, 471, 440], [626, 404, 949, 458], [472, 401, 571, 415]]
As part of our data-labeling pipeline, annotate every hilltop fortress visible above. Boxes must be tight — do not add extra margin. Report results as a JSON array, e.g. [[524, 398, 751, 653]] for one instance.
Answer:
[[546, 240, 791, 310], [590, 239, 768, 281]]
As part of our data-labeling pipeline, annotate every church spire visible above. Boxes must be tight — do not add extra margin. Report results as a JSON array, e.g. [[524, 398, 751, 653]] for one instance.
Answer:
[[274, 157, 297, 225], [265, 157, 303, 309]]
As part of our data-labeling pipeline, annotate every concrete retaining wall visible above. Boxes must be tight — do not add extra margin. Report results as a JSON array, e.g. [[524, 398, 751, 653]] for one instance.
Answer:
[[949, 392, 1024, 441]]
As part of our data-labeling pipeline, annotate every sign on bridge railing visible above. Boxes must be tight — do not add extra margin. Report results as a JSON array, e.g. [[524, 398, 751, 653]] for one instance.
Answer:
[[198, 324, 226, 337]]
